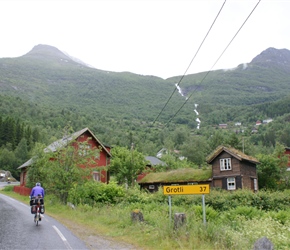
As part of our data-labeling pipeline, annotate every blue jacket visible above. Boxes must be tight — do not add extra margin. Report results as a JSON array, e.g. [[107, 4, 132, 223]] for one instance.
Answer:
[[30, 186, 45, 198]]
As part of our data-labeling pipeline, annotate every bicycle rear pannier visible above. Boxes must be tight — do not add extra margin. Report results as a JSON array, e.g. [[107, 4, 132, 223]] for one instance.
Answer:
[[30, 199, 35, 206], [31, 205, 37, 214], [40, 205, 45, 214]]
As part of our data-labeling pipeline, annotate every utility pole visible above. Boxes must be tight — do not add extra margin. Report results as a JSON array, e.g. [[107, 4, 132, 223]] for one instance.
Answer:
[[131, 142, 134, 186]]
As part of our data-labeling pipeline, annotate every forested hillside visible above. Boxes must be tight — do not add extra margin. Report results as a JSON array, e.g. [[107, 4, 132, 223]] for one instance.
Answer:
[[1, 44, 290, 184]]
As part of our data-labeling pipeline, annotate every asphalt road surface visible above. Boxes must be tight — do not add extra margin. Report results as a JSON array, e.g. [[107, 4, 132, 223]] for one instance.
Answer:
[[0, 193, 88, 250], [0, 182, 20, 189]]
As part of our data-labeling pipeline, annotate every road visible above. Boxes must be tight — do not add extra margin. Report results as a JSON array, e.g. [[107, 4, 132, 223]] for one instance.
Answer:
[[0, 193, 88, 250], [0, 182, 20, 189]]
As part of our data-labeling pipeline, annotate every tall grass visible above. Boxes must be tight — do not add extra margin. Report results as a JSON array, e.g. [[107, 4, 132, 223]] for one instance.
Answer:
[[2, 187, 290, 249]]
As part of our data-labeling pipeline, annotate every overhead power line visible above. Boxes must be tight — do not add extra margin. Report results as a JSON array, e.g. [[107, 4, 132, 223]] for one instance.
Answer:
[[164, 0, 262, 127], [152, 0, 227, 124]]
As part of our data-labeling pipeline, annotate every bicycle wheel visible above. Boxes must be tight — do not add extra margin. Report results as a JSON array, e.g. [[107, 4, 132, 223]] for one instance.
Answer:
[[35, 207, 40, 226], [34, 214, 38, 226]]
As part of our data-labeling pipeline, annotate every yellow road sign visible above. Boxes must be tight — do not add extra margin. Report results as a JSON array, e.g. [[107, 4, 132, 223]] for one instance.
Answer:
[[163, 184, 210, 195]]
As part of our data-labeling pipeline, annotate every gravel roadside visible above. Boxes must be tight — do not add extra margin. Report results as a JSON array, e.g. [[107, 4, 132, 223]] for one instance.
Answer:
[[55, 217, 143, 250]]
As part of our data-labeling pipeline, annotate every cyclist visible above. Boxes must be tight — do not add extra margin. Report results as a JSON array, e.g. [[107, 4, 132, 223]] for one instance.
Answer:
[[30, 182, 45, 198], [30, 183, 45, 221]]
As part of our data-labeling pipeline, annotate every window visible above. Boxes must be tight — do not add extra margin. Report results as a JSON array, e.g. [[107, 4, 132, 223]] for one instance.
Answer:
[[220, 158, 232, 171], [95, 150, 100, 160], [254, 178, 258, 191], [227, 177, 236, 190], [79, 144, 91, 156], [93, 171, 100, 181]]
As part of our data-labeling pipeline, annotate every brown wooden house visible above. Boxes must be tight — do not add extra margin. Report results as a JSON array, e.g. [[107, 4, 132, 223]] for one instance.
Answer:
[[16, 128, 111, 195], [207, 146, 259, 191]]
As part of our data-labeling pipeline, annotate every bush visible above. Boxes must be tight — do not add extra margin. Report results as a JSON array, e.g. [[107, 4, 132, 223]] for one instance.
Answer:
[[2, 185, 14, 192], [191, 205, 219, 221], [267, 209, 290, 225], [68, 181, 125, 206], [205, 189, 290, 211]]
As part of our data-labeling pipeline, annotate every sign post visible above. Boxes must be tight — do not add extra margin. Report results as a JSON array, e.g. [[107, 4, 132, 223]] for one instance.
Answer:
[[168, 195, 172, 224], [202, 194, 206, 225], [163, 184, 210, 225]]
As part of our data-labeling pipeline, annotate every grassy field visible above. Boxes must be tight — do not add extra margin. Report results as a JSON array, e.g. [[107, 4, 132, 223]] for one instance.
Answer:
[[1, 186, 290, 250]]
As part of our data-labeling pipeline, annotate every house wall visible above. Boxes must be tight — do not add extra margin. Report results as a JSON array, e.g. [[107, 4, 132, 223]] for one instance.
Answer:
[[140, 183, 160, 193], [212, 152, 241, 178], [213, 179, 222, 188], [240, 161, 257, 190], [19, 169, 27, 186], [211, 151, 257, 191], [74, 131, 109, 183], [285, 148, 290, 167]]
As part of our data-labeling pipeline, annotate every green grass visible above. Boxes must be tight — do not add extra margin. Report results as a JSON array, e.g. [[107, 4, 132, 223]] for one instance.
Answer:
[[1, 189, 290, 250], [138, 168, 212, 183]]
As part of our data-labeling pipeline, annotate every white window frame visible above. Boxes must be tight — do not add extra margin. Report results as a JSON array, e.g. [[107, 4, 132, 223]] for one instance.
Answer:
[[220, 158, 232, 171], [95, 150, 100, 160], [227, 177, 236, 190], [93, 171, 100, 182], [254, 178, 258, 191], [79, 144, 91, 156]]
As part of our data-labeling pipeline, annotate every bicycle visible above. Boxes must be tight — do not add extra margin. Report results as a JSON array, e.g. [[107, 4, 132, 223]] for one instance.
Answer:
[[30, 196, 44, 226]]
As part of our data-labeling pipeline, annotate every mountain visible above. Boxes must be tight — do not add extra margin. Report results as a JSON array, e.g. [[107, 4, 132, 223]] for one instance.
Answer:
[[1, 44, 290, 130], [24, 44, 93, 68], [251, 47, 290, 70], [169, 47, 290, 107]]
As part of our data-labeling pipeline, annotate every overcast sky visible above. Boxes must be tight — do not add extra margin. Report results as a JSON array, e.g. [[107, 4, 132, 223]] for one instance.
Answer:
[[0, 0, 289, 79]]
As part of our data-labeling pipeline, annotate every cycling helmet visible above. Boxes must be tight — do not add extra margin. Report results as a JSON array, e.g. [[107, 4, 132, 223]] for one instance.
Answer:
[[36, 182, 41, 186]]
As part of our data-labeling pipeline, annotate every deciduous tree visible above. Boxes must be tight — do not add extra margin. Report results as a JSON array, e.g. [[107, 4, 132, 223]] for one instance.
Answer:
[[109, 146, 146, 187]]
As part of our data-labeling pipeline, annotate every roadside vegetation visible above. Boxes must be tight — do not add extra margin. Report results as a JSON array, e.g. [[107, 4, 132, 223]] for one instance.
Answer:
[[2, 185, 290, 249]]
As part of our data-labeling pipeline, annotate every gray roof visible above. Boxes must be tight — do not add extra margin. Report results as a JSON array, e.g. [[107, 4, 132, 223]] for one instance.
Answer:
[[18, 158, 34, 169], [18, 127, 111, 169], [145, 156, 167, 166]]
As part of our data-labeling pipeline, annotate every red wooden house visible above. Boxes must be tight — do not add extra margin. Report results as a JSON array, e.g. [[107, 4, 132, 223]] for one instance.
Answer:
[[285, 147, 290, 171], [15, 128, 111, 195]]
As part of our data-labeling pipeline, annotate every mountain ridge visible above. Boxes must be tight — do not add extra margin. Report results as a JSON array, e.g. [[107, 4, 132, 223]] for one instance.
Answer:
[[1, 44, 290, 128]]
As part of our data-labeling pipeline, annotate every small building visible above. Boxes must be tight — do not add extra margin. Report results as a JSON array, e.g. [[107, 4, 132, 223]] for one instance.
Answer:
[[207, 146, 259, 191], [137, 156, 167, 182], [263, 118, 273, 124], [284, 147, 290, 171], [219, 124, 227, 129], [138, 168, 212, 193], [16, 128, 111, 194], [256, 120, 262, 126]]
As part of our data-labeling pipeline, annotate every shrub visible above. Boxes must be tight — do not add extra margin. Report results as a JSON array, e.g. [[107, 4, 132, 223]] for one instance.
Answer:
[[68, 181, 125, 206], [220, 206, 263, 222], [2, 185, 14, 192], [191, 205, 219, 221], [267, 209, 290, 225], [122, 186, 151, 204]]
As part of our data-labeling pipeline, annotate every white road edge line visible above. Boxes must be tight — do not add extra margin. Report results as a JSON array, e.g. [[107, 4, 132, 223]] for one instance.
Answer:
[[52, 225, 73, 250]]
